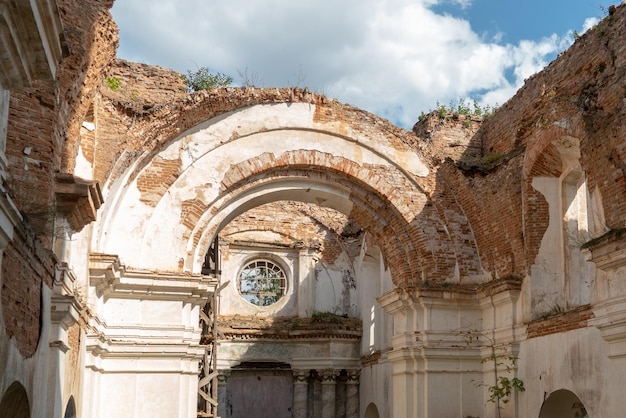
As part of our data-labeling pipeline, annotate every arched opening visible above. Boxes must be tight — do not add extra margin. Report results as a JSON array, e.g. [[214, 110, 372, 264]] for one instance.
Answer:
[[64, 396, 77, 418], [364, 402, 380, 418], [88, 99, 438, 418], [210, 200, 373, 418], [0, 381, 30, 418], [539, 389, 588, 418]]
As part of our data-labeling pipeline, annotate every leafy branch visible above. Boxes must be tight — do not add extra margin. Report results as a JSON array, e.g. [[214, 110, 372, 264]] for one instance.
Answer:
[[183, 66, 233, 92], [419, 97, 498, 121], [462, 329, 525, 418]]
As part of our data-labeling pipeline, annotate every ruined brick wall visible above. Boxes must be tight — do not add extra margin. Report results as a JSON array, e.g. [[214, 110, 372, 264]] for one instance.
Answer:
[[104, 60, 188, 106], [6, 83, 58, 236], [5, 0, 117, 229], [95, 85, 426, 191], [56, 0, 119, 175], [93, 5, 626, 287], [526, 304, 595, 339], [94, 60, 186, 183], [2, 0, 117, 357], [221, 202, 363, 265], [413, 5, 626, 278], [481, 5, 626, 262], [1, 221, 56, 357]]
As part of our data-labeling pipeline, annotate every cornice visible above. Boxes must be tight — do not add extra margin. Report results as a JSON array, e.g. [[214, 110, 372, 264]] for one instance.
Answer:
[[89, 253, 218, 301]]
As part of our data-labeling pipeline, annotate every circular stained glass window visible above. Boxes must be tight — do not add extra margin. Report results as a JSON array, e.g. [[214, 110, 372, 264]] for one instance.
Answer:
[[238, 259, 287, 306]]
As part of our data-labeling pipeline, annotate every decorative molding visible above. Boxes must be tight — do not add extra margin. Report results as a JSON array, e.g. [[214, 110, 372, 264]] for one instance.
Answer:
[[583, 229, 626, 271], [89, 252, 218, 301], [292, 370, 309, 384], [55, 173, 103, 233], [50, 294, 81, 329], [216, 314, 362, 341], [0, 0, 65, 89], [49, 290, 83, 354], [54, 262, 77, 295], [591, 297, 626, 358], [345, 369, 360, 384], [319, 369, 339, 384], [0, 182, 22, 249]]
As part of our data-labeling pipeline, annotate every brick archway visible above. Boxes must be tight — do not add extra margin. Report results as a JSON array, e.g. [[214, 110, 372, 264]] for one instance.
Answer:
[[187, 164, 423, 287]]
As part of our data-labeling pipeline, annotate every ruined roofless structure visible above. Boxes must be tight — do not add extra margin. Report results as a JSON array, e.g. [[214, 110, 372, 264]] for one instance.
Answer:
[[1, 1, 626, 417]]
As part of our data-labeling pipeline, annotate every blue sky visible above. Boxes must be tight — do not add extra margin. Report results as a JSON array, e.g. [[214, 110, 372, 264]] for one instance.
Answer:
[[434, 1, 602, 43], [111, 0, 613, 128]]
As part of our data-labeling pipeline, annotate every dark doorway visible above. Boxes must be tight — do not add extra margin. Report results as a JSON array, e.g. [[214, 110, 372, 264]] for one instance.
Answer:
[[224, 362, 293, 418], [0, 381, 30, 418], [539, 389, 588, 418]]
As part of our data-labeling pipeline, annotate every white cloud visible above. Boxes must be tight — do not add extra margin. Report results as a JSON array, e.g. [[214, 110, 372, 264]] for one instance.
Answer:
[[582, 17, 600, 33], [111, 0, 580, 128]]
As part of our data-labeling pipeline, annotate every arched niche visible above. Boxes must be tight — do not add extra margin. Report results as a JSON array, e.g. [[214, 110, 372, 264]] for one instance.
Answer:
[[0, 381, 30, 418], [64, 396, 77, 418], [364, 402, 380, 418], [539, 389, 588, 418], [527, 135, 598, 317]]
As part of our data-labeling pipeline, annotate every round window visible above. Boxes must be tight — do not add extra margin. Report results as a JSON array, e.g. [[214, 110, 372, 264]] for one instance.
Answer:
[[238, 259, 287, 306]]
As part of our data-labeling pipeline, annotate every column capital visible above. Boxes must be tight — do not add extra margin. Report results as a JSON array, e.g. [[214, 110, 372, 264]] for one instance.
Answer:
[[319, 369, 339, 384], [293, 369, 310, 384], [217, 370, 231, 383], [346, 369, 360, 384]]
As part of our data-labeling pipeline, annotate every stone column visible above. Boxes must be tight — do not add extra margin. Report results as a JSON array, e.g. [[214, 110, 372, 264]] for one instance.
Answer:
[[216, 370, 230, 418], [47, 293, 80, 418], [293, 370, 309, 418], [320, 369, 338, 418], [345, 370, 360, 418]]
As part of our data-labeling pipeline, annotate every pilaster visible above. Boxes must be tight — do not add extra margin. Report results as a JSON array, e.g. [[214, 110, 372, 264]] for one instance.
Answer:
[[84, 253, 219, 418], [379, 285, 484, 418], [585, 232, 626, 357], [319, 369, 339, 418], [293, 370, 310, 418], [48, 264, 82, 418], [345, 370, 359, 418]]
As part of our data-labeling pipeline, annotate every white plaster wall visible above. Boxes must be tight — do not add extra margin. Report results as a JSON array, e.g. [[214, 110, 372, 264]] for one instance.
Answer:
[[518, 327, 611, 418], [593, 265, 626, 304], [356, 245, 395, 417], [314, 252, 358, 316], [93, 373, 188, 417], [359, 360, 392, 418], [101, 298, 183, 325], [219, 243, 362, 317], [530, 176, 565, 319], [219, 246, 300, 317], [0, 285, 54, 417], [357, 246, 393, 356]]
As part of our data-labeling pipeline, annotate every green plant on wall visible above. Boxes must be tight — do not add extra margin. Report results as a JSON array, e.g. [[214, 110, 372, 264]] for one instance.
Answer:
[[183, 66, 233, 92], [105, 76, 121, 91], [463, 330, 525, 418], [418, 97, 498, 121], [479, 352, 525, 407]]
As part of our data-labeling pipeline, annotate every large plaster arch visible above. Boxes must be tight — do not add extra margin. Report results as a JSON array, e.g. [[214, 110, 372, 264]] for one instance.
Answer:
[[94, 101, 440, 286]]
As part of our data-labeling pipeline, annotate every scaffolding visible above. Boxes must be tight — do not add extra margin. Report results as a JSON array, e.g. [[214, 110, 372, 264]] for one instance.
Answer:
[[198, 236, 222, 418]]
